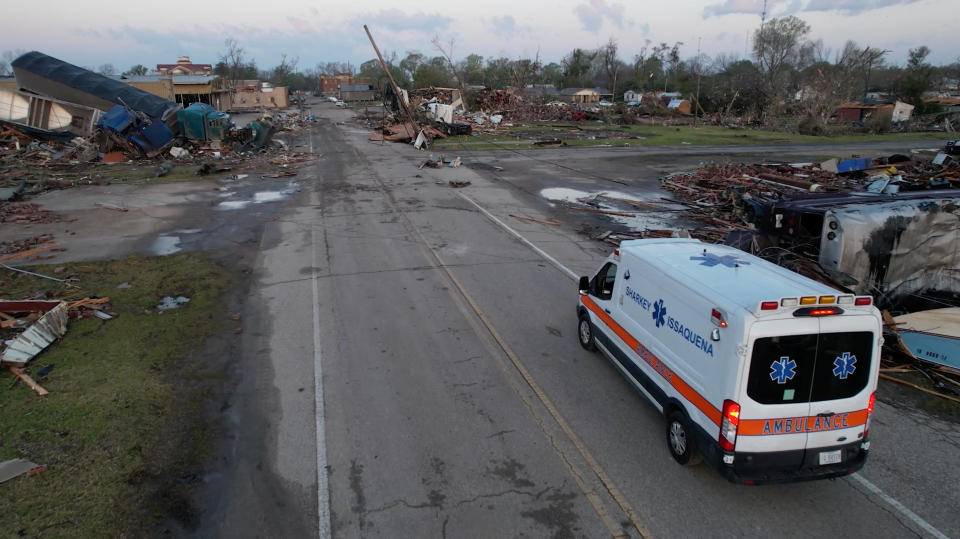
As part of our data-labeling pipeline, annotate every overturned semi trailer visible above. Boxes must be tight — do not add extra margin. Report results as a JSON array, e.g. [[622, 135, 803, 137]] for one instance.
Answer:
[[762, 190, 960, 301], [11, 51, 182, 155], [11, 51, 180, 124]]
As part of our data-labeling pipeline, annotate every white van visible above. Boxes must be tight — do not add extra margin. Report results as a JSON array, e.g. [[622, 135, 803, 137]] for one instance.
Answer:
[[576, 238, 881, 484]]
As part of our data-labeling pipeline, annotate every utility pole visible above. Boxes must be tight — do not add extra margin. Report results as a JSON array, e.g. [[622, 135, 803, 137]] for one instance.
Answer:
[[758, 0, 767, 67], [363, 25, 419, 139], [695, 36, 702, 126]]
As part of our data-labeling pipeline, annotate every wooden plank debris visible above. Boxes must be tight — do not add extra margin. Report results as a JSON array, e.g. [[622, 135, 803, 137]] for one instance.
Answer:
[[0, 242, 57, 264], [879, 373, 960, 405], [510, 214, 561, 226], [7, 366, 49, 397], [94, 202, 128, 212]]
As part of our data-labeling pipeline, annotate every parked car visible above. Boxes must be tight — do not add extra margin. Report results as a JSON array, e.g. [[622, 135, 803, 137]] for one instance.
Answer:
[[945, 139, 959, 155], [598, 100, 614, 107]]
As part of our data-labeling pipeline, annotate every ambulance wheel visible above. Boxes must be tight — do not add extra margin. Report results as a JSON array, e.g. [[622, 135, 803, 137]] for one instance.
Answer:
[[578, 314, 596, 351], [666, 412, 702, 466]]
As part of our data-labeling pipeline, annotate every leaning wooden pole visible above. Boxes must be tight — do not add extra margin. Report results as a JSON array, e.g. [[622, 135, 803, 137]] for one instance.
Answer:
[[363, 25, 420, 139]]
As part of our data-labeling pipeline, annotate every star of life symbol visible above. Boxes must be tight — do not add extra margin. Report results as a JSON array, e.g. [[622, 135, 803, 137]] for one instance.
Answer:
[[689, 252, 751, 267], [652, 299, 667, 328], [770, 356, 797, 384], [833, 352, 857, 380]]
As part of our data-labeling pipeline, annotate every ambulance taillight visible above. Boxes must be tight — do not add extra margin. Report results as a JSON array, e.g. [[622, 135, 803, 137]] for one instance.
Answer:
[[719, 400, 740, 451], [864, 391, 876, 439]]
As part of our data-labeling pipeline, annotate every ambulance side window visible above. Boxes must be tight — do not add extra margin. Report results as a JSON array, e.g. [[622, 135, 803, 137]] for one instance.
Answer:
[[591, 262, 617, 301]]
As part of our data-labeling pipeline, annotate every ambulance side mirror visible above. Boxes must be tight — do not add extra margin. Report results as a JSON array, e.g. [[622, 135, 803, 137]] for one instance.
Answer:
[[578, 276, 590, 294]]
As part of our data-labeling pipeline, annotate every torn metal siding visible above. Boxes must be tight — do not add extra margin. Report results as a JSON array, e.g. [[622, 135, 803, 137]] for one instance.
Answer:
[[0, 301, 69, 365], [0, 87, 102, 136], [819, 195, 960, 299]]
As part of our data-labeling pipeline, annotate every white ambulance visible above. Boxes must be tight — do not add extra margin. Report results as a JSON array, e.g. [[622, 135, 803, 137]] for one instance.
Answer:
[[576, 238, 881, 484]]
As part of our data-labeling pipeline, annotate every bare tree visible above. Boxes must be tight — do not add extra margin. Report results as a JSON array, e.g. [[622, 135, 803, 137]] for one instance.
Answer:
[[219, 38, 247, 87], [753, 15, 811, 116], [512, 50, 541, 90], [794, 40, 888, 133], [598, 37, 623, 97], [632, 40, 652, 90], [431, 35, 465, 91], [98, 63, 116, 76]]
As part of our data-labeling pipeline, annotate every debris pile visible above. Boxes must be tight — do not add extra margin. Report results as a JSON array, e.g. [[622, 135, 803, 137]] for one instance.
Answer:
[[660, 157, 960, 244], [1, 296, 113, 396]]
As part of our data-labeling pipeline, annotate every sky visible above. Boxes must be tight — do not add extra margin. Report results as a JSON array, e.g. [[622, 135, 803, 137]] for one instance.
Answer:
[[2, 0, 957, 75]]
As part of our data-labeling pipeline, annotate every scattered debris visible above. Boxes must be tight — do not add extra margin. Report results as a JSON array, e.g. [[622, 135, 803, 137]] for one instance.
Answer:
[[510, 214, 562, 226], [156, 296, 190, 311], [95, 202, 129, 212], [447, 180, 471, 188], [0, 300, 69, 366], [0, 459, 42, 483], [6, 365, 49, 396]]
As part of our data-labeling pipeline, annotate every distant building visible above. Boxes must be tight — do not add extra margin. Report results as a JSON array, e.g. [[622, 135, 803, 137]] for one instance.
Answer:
[[320, 74, 353, 94], [624, 90, 642, 103], [319, 74, 371, 95], [560, 88, 600, 103], [231, 81, 289, 110], [667, 99, 692, 115], [155, 56, 212, 76], [119, 74, 231, 110], [834, 100, 915, 123], [339, 84, 374, 101]]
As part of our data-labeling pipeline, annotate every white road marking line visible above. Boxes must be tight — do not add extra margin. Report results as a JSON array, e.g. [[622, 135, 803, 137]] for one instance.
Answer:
[[461, 191, 951, 539], [457, 193, 578, 281], [310, 132, 332, 538], [849, 474, 949, 539]]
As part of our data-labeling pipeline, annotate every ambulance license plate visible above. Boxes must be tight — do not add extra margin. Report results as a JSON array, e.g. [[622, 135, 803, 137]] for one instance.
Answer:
[[819, 449, 842, 465]]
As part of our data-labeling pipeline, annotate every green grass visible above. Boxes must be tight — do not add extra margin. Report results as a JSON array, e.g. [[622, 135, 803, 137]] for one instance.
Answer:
[[0, 253, 235, 537], [432, 123, 949, 151]]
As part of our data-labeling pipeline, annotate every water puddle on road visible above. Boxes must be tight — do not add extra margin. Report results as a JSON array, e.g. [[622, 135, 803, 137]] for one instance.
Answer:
[[216, 182, 299, 210], [150, 234, 182, 256], [254, 191, 286, 203], [216, 200, 252, 210]]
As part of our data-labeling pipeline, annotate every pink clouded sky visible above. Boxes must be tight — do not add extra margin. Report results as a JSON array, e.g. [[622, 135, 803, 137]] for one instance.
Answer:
[[1, 0, 956, 74]]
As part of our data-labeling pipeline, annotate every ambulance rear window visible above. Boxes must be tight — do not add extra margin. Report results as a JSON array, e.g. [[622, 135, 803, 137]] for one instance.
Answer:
[[747, 332, 874, 404]]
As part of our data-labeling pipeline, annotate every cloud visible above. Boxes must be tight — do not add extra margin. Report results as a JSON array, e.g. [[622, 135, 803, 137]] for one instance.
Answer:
[[704, 0, 924, 17], [355, 9, 452, 33], [703, 0, 787, 17], [488, 15, 533, 39], [573, 0, 627, 33], [287, 16, 312, 34], [803, 0, 925, 14]]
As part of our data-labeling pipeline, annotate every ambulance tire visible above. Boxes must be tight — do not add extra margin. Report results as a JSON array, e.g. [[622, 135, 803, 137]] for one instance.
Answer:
[[577, 314, 596, 351], [666, 411, 702, 466]]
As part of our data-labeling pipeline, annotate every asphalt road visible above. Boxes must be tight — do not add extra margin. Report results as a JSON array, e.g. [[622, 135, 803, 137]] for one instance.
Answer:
[[196, 102, 960, 538]]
